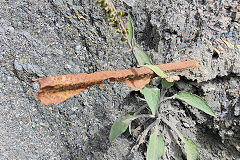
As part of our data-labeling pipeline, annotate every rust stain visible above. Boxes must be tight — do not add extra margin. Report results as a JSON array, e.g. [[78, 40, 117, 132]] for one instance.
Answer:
[[99, 83, 105, 87], [33, 60, 198, 105], [125, 76, 151, 90]]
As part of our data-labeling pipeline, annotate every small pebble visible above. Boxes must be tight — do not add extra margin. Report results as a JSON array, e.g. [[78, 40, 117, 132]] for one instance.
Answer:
[[234, 104, 240, 116], [14, 60, 23, 71], [32, 82, 40, 91], [108, 51, 116, 55], [42, 57, 48, 62], [64, 64, 72, 69], [83, 101, 89, 106], [75, 45, 81, 51], [227, 130, 234, 136], [7, 76, 13, 81], [55, 49, 64, 55], [6, 26, 14, 33], [67, 110, 75, 116], [183, 122, 190, 128]]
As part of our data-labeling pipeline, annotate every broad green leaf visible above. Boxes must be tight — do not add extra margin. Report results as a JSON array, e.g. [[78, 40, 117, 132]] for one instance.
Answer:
[[161, 78, 174, 89], [146, 131, 164, 160], [144, 65, 168, 78], [173, 92, 215, 116], [109, 114, 137, 142], [140, 86, 160, 115], [134, 45, 151, 65], [182, 138, 198, 160], [127, 15, 133, 46]]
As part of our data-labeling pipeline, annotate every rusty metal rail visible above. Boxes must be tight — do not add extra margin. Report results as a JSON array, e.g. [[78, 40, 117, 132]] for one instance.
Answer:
[[33, 60, 198, 105]]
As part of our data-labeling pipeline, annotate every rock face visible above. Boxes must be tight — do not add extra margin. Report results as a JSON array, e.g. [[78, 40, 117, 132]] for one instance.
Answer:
[[0, 0, 239, 159]]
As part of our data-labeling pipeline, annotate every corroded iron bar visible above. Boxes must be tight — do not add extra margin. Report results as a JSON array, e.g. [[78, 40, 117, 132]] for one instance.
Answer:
[[33, 60, 198, 105]]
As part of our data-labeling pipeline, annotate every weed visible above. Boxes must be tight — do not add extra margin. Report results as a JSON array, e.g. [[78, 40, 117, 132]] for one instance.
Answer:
[[96, 1, 215, 160]]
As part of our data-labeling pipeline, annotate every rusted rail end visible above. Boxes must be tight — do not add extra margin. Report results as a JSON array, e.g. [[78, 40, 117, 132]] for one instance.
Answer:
[[33, 60, 198, 105]]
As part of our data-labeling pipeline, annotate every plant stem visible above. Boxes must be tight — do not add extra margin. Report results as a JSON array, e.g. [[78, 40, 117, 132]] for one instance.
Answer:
[[134, 104, 148, 115], [156, 89, 167, 118], [131, 120, 157, 152], [160, 88, 168, 99], [128, 114, 155, 121], [161, 117, 184, 140], [160, 97, 174, 103], [132, 118, 151, 136], [107, 0, 139, 65]]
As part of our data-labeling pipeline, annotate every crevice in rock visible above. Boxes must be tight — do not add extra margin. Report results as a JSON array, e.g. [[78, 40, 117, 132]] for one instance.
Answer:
[[138, 13, 160, 52]]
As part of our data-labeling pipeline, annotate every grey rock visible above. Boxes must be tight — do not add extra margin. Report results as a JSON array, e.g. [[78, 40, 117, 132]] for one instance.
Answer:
[[183, 122, 190, 128], [227, 130, 234, 136], [23, 63, 44, 77], [123, 0, 135, 7], [14, 60, 23, 71], [75, 45, 81, 51], [0, 0, 239, 159], [55, 49, 64, 56], [6, 26, 14, 33], [64, 64, 72, 69], [7, 76, 13, 81], [234, 103, 240, 116], [0, 27, 5, 34], [42, 57, 48, 62], [32, 82, 40, 91]]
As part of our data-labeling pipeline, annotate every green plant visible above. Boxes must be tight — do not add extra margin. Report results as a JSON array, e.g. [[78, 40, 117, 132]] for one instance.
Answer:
[[96, 1, 215, 159]]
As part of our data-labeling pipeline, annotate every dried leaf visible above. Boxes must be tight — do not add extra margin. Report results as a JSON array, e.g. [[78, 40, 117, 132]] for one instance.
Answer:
[[33, 60, 198, 105]]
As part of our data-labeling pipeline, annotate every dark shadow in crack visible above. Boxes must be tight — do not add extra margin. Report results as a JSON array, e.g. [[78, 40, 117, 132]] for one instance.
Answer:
[[196, 122, 240, 159], [138, 13, 160, 52]]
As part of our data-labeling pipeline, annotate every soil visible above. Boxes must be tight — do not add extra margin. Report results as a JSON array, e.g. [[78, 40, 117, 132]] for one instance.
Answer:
[[0, 0, 239, 159]]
